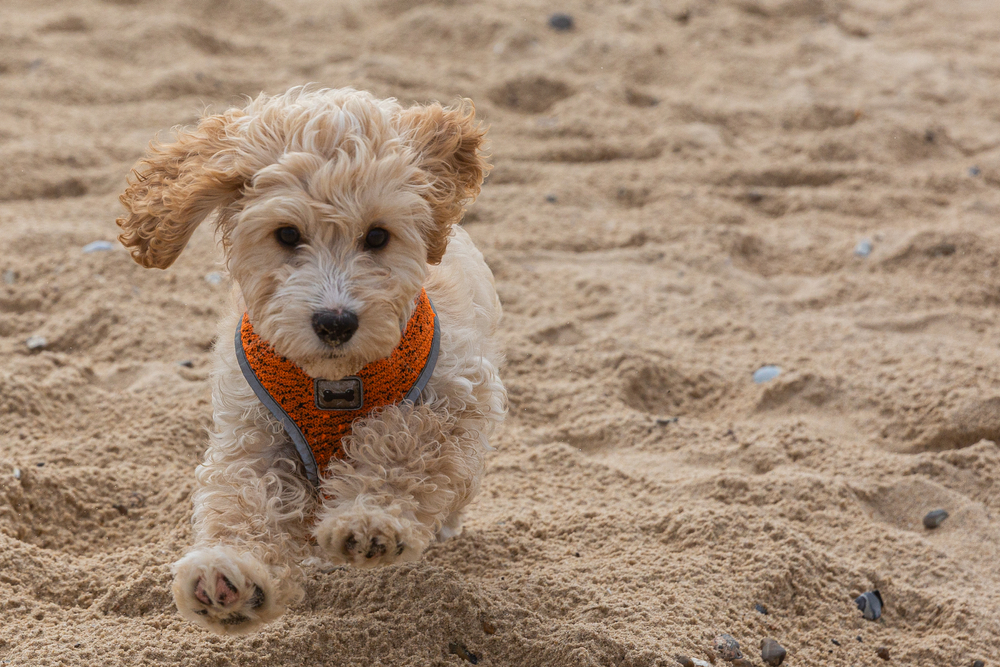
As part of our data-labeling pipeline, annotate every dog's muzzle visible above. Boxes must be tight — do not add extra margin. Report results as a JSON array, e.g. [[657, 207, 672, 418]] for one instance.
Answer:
[[312, 309, 359, 346]]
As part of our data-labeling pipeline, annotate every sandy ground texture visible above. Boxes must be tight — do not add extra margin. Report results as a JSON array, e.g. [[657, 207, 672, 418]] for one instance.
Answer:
[[2, 0, 1000, 665]]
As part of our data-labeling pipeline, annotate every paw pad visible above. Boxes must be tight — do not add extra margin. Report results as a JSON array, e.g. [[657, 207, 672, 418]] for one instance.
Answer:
[[341, 533, 405, 563]]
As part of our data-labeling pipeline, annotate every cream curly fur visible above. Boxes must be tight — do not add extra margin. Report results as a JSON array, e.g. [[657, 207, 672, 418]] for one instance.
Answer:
[[117, 87, 505, 634]]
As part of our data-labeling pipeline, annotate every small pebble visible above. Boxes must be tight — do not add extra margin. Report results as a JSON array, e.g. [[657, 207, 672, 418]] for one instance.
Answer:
[[675, 656, 695, 667], [548, 12, 573, 30], [545, 193, 558, 203], [481, 621, 495, 635], [205, 272, 224, 285], [656, 417, 678, 425], [972, 661, 985, 667], [691, 660, 712, 667], [854, 238, 873, 257], [35, 462, 44, 467], [876, 646, 891, 661], [831, 638, 841, 646], [753, 365, 781, 384], [82, 240, 115, 253], [857, 635, 863, 642], [714, 634, 743, 661], [177, 360, 195, 368], [969, 166, 981, 177], [13, 468, 22, 480], [755, 603, 768, 615], [448, 643, 478, 664], [856, 590, 883, 621], [26, 335, 47, 350], [2, 269, 15, 285], [760, 638, 786, 666], [923, 509, 949, 529], [731, 660, 754, 667]]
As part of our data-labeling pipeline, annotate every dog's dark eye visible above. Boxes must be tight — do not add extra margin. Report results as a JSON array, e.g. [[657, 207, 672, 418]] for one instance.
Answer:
[[275, 226, 301, 248], [364, 227, 389, 250]]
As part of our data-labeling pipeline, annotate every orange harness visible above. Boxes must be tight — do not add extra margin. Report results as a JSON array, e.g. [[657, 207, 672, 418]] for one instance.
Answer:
[[235, 289, 440, 487]]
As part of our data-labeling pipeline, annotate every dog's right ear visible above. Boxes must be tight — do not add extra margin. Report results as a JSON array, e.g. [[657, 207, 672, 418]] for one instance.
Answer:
[[117, 110, 247, 269]]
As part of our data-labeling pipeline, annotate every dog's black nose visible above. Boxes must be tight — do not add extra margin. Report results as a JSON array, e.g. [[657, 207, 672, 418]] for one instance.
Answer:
[[312, 309, 359, 346]]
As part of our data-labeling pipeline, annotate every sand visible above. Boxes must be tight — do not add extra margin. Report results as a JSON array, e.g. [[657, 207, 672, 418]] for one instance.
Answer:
[[2, 0, 1000, 664]]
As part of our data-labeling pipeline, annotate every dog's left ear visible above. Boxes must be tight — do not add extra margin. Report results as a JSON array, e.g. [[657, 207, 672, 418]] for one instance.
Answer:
[[398, 100, 489, 265]]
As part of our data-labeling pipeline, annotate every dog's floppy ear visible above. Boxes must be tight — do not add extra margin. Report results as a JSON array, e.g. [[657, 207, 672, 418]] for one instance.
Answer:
[[117, 110, 247, 269], [398, 100, 489, 265]]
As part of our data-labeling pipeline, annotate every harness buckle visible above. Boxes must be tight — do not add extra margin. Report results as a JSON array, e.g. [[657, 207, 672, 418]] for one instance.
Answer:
[[314, 377, 363, 410]]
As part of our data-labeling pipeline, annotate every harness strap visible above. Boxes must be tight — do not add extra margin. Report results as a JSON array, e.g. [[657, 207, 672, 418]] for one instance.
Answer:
[[234, 292, 440, 487]]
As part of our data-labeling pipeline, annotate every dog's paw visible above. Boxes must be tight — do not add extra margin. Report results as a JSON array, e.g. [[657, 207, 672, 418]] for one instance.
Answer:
[[171, 546, 293, 635], [315, 505, 432, 568]]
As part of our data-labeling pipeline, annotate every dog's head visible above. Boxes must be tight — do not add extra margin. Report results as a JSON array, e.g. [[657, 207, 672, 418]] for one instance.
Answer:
[[117, 87, 488, 379]]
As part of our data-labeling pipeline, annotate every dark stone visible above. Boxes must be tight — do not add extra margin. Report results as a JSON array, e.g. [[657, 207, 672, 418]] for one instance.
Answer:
[[760, 638, 786, 666], [548, 13, 574, 30], [714, 634, 742, 661], [675, 656, 694, 667], [876, 646, 891, 661], [923, 509, 949, 529], [448, 643, 479, 664], [755, 603, 768, 615]]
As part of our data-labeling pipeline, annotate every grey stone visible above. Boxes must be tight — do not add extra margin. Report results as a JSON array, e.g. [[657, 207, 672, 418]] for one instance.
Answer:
[[753, 365, 781, 383], [26, 335, 47, 350], [855, 590, 883, 621], [923, 509, 949, 529], [82, 240, 115, 253]]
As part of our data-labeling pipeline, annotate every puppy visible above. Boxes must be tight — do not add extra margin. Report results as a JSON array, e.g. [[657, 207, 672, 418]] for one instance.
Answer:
[[116, 87, 506, 634]]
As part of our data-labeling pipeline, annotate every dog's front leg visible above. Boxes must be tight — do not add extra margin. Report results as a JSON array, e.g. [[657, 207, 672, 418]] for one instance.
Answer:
[[314, 403, 484, 568], [172, 456, 313, 635]]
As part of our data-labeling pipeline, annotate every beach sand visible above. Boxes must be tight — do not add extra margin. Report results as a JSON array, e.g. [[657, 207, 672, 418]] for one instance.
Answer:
[[2, 0, 1000, 664]]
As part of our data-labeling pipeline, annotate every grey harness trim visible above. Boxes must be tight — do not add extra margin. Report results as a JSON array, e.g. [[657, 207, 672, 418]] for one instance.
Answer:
[[234, 299, 441, 487]]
